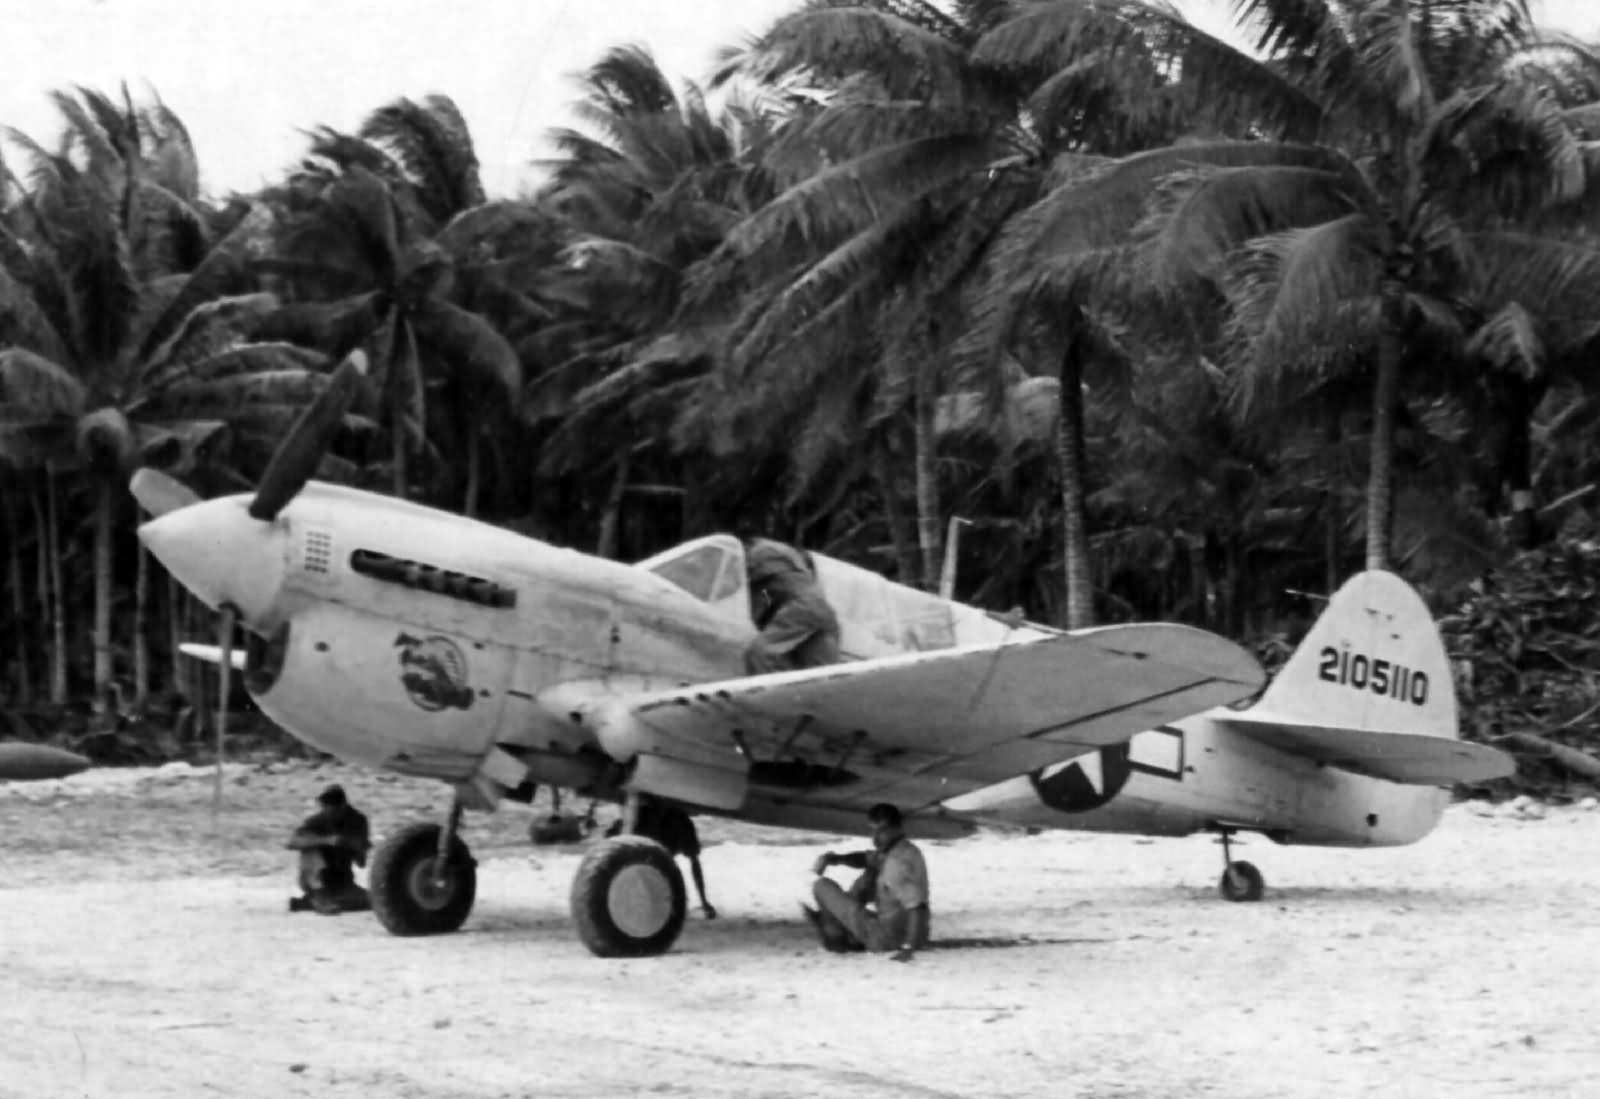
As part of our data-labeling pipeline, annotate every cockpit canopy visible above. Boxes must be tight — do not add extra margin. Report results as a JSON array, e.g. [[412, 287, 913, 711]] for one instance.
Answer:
[[637, 535, 751, 624]]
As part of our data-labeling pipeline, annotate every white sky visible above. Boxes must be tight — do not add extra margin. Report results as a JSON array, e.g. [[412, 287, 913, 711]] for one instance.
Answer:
[[3, 0, 1598, 201]]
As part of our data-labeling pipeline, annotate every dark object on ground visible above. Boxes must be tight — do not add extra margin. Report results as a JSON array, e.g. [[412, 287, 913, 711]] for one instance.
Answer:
[[0, 742, 92, 781], [531, 813, 588, 845], [288, 882, 371, 915]]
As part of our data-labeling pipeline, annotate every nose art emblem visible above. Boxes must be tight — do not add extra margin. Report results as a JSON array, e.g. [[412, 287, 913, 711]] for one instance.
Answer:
[[394, 632, 475, 711]]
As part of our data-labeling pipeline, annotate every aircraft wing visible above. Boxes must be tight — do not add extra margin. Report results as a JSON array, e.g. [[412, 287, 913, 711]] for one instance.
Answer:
[[1214, 711, 1515, 786], [572, 624, 1264, 818]]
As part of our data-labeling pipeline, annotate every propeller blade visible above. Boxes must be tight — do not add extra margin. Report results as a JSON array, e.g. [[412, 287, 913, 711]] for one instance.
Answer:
[[179, 642, 247, 670], [130, 468, 202, 517], [249, 349, 368, 521], [214, 604, 237, 816]]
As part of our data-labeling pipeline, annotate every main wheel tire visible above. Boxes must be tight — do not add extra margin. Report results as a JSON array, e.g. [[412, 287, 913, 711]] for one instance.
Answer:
[[570, 836, 687, 957], [1219, 859, 1265, 902], [370, 822, 478, 936]]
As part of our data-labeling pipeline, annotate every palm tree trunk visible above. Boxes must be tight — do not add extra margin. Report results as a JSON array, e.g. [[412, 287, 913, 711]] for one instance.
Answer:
[[1323, 406, 1342, 594], [912, 370, 942, 591], [134, 541, 150, 710], [388, 321, 415, 499], [92, 479, 115, 715], [1365, 302, 1402, 572], [873, 451, 919, 585], [597, 448, 632, 560], [43, 471, 67, 705], [3, 484, 30, 705], [1057, 344, 1093, 629], [464, 424, 482, 518], [1498, 379, 1544, 550], [169, 574, 187, 707]]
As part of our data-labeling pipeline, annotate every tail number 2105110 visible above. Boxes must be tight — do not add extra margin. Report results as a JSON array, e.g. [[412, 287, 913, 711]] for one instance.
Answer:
[[1317, 646, 1429, 706]]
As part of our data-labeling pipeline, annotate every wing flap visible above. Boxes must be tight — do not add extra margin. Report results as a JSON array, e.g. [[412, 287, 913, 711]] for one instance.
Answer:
[[1217, 711, 1515, 785], [603, 623, 1264, 811]]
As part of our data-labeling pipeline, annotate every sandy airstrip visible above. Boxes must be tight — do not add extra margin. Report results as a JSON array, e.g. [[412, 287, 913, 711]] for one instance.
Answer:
[[2, 762, 1597, 1099]]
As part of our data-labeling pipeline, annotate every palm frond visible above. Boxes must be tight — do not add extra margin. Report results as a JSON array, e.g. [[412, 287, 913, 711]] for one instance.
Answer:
[[1221, 213, 1384, 412], [692, 132, 997, 303], [1466, 301, 1545, 380], [1136, 163, 1367, 287], [138, 91, 201, 200], [724, 198, 941, 370], [976, 0, 1329, 140], [253, 293, 384, 355], [1353, 0, 1436, 125], [0, 251, 73, 365], [1000, 141, 1361, 275], [1423, 79, 1589, 221], [360, 94, 485, 226], [135, 203, 274, 361], [1464, 229, 1600, 325], [0, 347, 86, 417], [145, 368, 332, 422], [140, 292, 284, 387], [408, 300, 521, 396], [720, 7, 976, 102]]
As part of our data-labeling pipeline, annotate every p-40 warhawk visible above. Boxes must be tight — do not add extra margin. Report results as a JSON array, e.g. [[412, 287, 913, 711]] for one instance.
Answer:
[[132, 353, 1514, 957]]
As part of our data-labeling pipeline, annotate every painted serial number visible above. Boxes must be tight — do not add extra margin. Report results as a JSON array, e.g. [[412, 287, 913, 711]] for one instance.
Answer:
[[1317, 646, 1429, 705]]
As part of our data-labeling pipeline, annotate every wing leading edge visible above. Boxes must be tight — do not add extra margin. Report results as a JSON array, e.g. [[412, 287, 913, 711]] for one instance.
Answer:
[[578, 623, 1266, 815]]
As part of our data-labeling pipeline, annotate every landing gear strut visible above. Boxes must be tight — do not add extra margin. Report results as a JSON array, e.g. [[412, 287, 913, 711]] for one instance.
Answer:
[[1217, 831, 1265, 903], [569, 792, 687, 957]]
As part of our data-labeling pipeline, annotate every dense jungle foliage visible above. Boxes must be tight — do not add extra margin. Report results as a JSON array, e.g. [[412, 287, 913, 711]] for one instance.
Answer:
[[4, 0, 1600, 796]]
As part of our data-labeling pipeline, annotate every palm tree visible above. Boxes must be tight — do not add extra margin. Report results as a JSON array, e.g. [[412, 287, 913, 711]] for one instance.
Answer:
[[0, 88, 335, 713], [977, 0, 1600, 574], [698, 0, 1199, 610], [531, 45, 784, 557], [260, 97, 523, 504]]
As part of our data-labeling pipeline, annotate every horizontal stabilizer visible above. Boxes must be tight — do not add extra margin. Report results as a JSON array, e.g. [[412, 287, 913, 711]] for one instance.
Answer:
[[179, 643, 247, 670], [1216, 711, 1514, 786]]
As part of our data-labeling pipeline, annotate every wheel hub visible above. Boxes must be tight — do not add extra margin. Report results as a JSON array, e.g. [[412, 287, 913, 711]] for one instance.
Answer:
[[406, 857, 458, 912], [607, 863, 673, 938]]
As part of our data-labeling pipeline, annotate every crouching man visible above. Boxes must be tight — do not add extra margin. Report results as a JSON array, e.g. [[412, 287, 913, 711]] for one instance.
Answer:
[[287, 784, 372, 915], [802, 802, 930, 961]]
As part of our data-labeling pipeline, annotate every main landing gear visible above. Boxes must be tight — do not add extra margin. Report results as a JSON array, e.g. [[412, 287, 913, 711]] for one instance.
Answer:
[[569, 794, 687, 957], [1216, 830, 1265, 903], [367, 790, 690, 956], [370, 798, 479, 936]]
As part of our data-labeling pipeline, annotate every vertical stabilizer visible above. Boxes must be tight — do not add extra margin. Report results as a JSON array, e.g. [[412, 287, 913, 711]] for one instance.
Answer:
[[1254, 571, 1457, 740]]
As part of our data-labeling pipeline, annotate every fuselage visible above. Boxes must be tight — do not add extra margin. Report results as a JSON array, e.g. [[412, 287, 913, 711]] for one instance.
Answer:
[[139, 481, 1448, 848]]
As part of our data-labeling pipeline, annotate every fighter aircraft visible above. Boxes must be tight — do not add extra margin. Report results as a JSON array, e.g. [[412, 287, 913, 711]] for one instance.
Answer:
[[131, 351, 1515, 956]]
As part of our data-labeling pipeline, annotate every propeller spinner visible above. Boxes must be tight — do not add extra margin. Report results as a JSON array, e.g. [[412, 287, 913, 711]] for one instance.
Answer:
[[132, 348, 368, 622]]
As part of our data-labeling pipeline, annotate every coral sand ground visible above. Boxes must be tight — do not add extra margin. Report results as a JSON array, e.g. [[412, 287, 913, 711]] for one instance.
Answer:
[[2, 761, 1598, 1099]]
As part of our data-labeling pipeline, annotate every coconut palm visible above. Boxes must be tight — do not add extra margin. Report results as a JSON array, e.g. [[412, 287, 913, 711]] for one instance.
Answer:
[[976, 0, 1600, 574], [697, 0, 1216, 611], [260, 98, 523, 505], [0, 88, 335, 712], [531, 45, 784, 557]]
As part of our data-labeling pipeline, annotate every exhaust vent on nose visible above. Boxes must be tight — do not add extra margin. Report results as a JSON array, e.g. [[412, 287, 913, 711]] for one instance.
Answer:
[[349, 549, 517, 608], [303, 528, 334, 574]]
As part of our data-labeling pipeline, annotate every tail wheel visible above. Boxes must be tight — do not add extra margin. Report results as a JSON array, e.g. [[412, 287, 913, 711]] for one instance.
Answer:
[[1220, 860, 1265, 902], [570, 836, 686, 957], [370, 822, 478, 936]]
